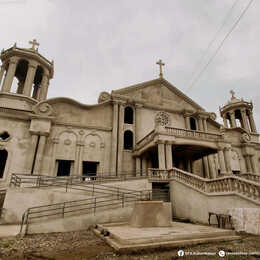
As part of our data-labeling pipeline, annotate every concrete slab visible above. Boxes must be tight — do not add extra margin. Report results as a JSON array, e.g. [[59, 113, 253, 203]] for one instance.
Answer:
[[0, 224, 20, 237], [94, 222, 241, 252]]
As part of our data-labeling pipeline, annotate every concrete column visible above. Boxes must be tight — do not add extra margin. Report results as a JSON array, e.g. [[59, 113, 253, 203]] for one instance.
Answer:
[[218, 149, 226, 174], [249, 155, 257, 173], [0, 65, 5, 87], [229, 111, 236, 128], [49, 138, 59, 176], [23, 60, 38, 97], [203, 156, 210, 178], [208, 155, 216, 179], [187, 159, 191, 172], [28, 134, 39, 174], [136, 157, 141, 176], [165, 143, 173, 169], [74, 142, 82, 176], [117, 103, 124, 175], [184, 116, 189, 129], [241, 109, 250, 132], [223, 115, 228, 128], [33, 135, 47, 174], [39, 70, 50, 101], [244, 155, 252, 173], [248, 111, 257, 133], [1, 57, 18, 92], [158, 141, 166, 169], [16, 82, 24, 94], [203, 118, 208, 132], [198, 117, 203, 131], [224, 147, 232, 173], [110, 102, 119, 175], [142, 157, 147, 176]]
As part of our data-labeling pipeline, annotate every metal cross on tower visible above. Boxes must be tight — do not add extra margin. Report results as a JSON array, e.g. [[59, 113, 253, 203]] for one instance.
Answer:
[[29, 39, 39, 51], [156, 59, 165, 78]]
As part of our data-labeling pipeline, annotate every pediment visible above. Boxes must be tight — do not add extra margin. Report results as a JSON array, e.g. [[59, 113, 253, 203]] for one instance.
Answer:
[[112, 78, 204, 111]]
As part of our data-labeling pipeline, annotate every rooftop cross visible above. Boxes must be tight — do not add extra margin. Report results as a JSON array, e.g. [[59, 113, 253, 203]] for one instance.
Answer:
[[156, 59, 165, 78], [230, 89, 236, 99], [29, 39, 39, 51]]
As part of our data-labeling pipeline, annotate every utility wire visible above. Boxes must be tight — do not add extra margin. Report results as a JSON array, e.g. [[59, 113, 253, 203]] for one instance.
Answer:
[[185, 0, 254, 93], [186, 0, 240, 89]]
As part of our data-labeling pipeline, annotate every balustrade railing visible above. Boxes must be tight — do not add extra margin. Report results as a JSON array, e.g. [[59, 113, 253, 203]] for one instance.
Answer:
[[239, 173, 260, 182], [165, 127, 222, 141], [136, 130, 155, 149], [149, 168, 260, 203]]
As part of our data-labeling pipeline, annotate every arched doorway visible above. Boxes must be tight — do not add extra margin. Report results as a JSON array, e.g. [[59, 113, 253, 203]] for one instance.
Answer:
[[0, 150, 8, 178]]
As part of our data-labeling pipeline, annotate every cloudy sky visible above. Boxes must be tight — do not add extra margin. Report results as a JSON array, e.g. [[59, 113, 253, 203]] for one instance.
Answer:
[[0, 0, 259, 130]]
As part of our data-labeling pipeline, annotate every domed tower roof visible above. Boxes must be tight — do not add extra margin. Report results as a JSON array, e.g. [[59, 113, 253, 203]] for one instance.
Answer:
[[219, 90, 257, 133], [0, 40, 54, 101]]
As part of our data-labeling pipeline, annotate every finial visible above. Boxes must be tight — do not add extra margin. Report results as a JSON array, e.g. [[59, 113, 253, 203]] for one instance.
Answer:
[[230, 90, 236, 99], [156, 59, 165, 78], [13, 42, 17, 48], [29, 39, 40, 51], [1, 49, 4, 54]]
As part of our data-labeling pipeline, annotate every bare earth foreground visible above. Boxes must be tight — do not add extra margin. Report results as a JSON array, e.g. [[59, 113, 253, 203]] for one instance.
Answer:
[[0, 229, 260, 260]]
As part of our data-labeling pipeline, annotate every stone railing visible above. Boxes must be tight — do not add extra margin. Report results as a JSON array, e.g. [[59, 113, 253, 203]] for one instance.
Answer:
[[136, 130, 155, 150], [239, 173, 260, 183], [149, 168, 260, 203], [164, 127, 222, 141]]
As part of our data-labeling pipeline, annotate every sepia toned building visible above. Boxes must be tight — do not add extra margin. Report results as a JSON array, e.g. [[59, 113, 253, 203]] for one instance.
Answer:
[[0, 41, 259, 187]]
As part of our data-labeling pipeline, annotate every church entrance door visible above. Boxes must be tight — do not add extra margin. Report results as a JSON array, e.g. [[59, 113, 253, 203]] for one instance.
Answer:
[[82, 161, 99, 180], [0, 150, 8, 178]]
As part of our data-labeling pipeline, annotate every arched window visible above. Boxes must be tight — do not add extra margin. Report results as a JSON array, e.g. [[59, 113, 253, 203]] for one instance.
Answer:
[[124, 107, 133, 124], [0, 150, 8, 178], [190, 117, 197, 130], [124, 130, 133, 150]]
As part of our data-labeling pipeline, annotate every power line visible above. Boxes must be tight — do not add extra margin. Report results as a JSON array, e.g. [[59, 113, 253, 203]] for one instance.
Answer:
[[186, 0, 254, 93], [186, 0, 240, 89]]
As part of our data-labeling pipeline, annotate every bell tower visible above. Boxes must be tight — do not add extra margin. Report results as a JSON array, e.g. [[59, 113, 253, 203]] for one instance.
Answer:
[[0, 40, 54, 101], [219, 90, 257, 133]]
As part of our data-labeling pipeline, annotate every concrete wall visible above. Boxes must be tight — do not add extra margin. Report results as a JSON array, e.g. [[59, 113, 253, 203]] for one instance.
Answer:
[[2, 187, 92, 224], [26, 206, 133, 234], [102, 179, 151, 191], [170, 180, 260, 224]]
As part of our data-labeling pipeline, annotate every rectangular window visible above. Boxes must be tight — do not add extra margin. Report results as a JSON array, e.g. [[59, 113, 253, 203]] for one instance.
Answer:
[[57, 160, 72, 177], [82, 161, 99, 180]]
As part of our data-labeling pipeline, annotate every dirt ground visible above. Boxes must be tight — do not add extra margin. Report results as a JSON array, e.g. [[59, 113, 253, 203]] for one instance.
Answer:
[[0, 228, 260, 260]]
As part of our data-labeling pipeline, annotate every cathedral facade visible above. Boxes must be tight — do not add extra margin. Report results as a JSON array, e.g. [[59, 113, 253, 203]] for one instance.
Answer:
[[0, 41, 259, 187]]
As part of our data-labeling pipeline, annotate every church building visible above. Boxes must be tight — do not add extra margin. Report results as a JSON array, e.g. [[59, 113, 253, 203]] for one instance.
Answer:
[[0, 41, 259, 187]]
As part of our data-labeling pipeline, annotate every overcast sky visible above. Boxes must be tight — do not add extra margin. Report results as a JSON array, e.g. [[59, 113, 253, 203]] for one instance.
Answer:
[[0, 0, 259, 131]]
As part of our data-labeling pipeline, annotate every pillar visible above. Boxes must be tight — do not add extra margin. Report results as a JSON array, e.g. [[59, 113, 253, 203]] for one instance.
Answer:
[[249, 155, 257, 173], [229, 111, 236, 128], [165, 143, 173, 169], [248, 111, 257, 133], [187, 159, 191, 172], [208, 155, 216, 179], [110, 102, 119, 175], [244, 155, 252, 173], [39, 70, 50, 101], [203, 156, 210, 178], [241, 109, 250, 132], [23, 60, 38, 96], [117, 103, 124, 175], [1, 57, 18, 92], [49, 138, 59, 176], [158, 141, 166, 169], [198, 117, 203, 131], [0, 64, 5, 87], [136, 157, 141, 176], [74, 142, 82, 176], [16, 82, 24, 94], [28, 134, 39, 174], [223, 115, 228, 128], [218, 149, 226, 174], [142, 157, 147, 176], [184, 116, 189, 129], [33, 135, 47, 174], [203, 118, 208, 132], [224, 147, 232, 173]]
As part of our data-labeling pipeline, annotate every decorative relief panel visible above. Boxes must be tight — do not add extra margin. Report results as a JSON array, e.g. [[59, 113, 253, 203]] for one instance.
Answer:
[[33, 102, 55, 117], [98, 92, 111, 103], [155, 111, 170, 126]]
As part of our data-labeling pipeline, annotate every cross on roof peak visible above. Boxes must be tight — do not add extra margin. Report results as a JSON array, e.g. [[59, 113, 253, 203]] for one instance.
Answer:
[[29, 39, 39, 51], [156, 59, 165, 78]]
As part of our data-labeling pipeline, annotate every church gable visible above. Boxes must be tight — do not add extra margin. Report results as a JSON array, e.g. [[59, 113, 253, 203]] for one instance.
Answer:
[[113, 78, 204, 111]]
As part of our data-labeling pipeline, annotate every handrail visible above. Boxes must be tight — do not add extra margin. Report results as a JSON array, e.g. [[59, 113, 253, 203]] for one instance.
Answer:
[[149, 168, 260, 202], [20, 190, 153, 235]]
